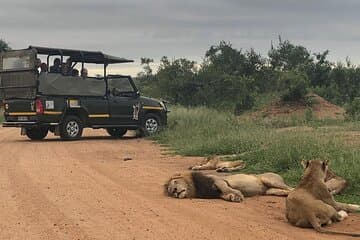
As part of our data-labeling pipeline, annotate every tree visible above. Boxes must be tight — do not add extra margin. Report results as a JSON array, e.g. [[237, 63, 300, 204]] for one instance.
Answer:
[[268, 37, 312, 71], [303, 50, 332, 87], [156, 56, 198, 105], [138, 57, 154, 77], [0, 39, 10, 52]]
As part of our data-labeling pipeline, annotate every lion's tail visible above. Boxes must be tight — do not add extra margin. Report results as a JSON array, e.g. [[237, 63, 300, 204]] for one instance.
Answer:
[[310, 216, 360, 237], [315, 226, 360, 237]]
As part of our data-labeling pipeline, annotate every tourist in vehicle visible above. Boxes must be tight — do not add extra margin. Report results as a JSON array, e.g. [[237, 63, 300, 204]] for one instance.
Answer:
[[35, 58, 41, 74], [49, 58, 61, 73], [60, 59, 72, 76], [81, 68, 88, 78], [65, 59, 73, 75], [40, 63, 48, 73], [61, 63, 68, 75]]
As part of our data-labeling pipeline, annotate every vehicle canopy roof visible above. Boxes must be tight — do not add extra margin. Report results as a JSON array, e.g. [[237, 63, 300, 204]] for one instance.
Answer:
[[29, 46, 134, 64]]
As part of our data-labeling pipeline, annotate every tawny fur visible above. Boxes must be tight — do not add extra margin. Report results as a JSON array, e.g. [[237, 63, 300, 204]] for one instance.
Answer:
[[301, 160, 348, 195], [165, 171, 293, 202], [325, 169, 348, 195], [286, 159, 360, 237], [189, 156, 246, 172]]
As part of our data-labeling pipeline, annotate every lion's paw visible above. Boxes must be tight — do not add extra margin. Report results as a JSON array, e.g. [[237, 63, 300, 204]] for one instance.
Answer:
[[338, 210, 348, 221], [224, 192, 244, 202]]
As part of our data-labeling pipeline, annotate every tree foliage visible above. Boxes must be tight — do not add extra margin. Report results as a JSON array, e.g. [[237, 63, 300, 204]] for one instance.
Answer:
[[137, 38, 360, 114], [278, 71, 309, 102], [0, 39, 10, 52]]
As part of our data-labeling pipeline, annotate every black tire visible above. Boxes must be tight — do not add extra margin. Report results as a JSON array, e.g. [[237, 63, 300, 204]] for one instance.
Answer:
[[106, 128, 127, 138], [26, 127, 48, 140], [140, 113, 161, 136], [60, 115, 83, 140]]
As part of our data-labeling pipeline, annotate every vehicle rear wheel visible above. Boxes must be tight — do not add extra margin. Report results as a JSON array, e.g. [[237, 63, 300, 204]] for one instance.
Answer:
[[140, 113, 161, 136], [106, 128, 127, 138], [60, 115, 83, 140], [26, 127, 48, 140]]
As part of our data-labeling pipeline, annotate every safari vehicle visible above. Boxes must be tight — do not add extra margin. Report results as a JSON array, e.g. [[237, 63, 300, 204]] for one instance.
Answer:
[[0, 46, 168, 140]]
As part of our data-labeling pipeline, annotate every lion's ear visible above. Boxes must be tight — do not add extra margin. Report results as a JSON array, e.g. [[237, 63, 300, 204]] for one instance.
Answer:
[[301, 160, 309, 169], [322, 160, 329, 171]]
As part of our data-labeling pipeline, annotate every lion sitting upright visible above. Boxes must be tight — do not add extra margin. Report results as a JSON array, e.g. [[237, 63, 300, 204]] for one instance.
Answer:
[[189, 156, 246, 172], [165, 171, 293, 202], [286, 159, 360, 237]]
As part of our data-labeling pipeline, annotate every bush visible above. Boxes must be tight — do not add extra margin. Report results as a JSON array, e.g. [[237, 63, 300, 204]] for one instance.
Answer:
[[278, 71, 309, 102], [345, 97, 360, 120], [304, 108, 313, 122]]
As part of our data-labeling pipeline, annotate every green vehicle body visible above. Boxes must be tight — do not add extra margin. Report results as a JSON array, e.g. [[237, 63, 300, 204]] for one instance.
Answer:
[[0, 46, 168, 140]]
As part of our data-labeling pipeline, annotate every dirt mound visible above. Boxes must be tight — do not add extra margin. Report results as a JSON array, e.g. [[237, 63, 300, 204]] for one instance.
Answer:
[[254, 94, 344, 120]]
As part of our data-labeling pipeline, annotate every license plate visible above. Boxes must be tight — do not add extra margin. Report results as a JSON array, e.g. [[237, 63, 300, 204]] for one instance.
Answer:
[[18, 116, 28, 121]]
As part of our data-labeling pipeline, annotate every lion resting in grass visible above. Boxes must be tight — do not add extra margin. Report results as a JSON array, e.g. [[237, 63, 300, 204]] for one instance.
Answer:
[[324, 167, 348, 195], [189, 156, 246, 172], [190, 156, 348, 195], [165, 171, 293, 202], [286, 159, 360, 237]]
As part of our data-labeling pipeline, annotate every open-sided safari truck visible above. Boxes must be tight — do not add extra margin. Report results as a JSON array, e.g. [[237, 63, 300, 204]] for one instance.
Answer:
[[0, 46, 168, 140]]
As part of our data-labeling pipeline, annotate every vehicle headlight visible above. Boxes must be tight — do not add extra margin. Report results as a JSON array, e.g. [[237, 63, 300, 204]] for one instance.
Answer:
[[160, 101, 166, 110]]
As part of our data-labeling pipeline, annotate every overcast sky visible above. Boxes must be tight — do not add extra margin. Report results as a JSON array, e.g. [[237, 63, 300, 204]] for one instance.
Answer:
[[1, 0, 360, 76]]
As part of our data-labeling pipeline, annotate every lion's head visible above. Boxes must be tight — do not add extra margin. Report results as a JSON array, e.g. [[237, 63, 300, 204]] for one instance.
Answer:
[[164, 173, 196, 199], [301, 159, 329, 181]]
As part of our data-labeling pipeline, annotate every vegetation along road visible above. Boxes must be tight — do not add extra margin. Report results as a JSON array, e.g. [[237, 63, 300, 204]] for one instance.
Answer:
[[0, 127, 359, 240]]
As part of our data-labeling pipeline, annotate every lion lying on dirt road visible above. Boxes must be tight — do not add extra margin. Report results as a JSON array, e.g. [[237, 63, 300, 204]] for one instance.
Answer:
[[286, 159, 360, 237], [165, 171, 293, 202], [189, 156, 246, 172], [190, 156, 348, 195]]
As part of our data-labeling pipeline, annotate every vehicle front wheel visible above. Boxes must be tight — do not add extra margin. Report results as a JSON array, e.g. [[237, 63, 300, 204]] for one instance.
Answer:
[[106, 128, 127, 138], [60, 115, 83, 140], [140, 113, 161, 136], [26, 127, 48, 140]]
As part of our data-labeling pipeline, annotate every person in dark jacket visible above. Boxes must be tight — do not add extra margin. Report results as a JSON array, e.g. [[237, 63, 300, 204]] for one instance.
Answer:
[[49, 58, 61, 73]]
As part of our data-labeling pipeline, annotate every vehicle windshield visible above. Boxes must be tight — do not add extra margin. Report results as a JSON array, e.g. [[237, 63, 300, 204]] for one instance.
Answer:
[[108, 76, 136, 95]]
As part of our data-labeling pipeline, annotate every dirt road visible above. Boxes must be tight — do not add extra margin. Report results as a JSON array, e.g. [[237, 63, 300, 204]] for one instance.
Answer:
[[0, 128, 359, 240]]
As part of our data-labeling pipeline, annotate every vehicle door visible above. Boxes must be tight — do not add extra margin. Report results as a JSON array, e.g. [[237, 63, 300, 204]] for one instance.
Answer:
[[0, 49, 38, 121], [107, 76, 140, 125]]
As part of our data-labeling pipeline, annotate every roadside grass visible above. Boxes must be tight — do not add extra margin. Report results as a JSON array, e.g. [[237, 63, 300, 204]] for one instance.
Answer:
[[154, 106, 360, 204], [0, 108, 3, 123]]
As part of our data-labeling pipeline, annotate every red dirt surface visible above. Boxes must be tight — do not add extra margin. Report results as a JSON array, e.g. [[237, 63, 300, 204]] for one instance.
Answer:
[[0, 128, 359, 240], [255, 93, 345, 120]]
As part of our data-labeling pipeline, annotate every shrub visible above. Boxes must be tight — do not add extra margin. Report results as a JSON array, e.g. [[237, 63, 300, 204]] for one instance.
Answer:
[[304, 108, 313, 122], [345, 97, 360, 120], [278, 71, 309, 102]]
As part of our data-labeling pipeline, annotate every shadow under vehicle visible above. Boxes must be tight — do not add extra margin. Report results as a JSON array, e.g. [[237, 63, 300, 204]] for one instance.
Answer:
[[0, 46, 168, 140]]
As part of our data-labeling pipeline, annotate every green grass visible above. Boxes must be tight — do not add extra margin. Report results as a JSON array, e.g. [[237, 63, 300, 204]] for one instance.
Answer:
[[154, 106, 360, 204], [0, 108, 3, 123]]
